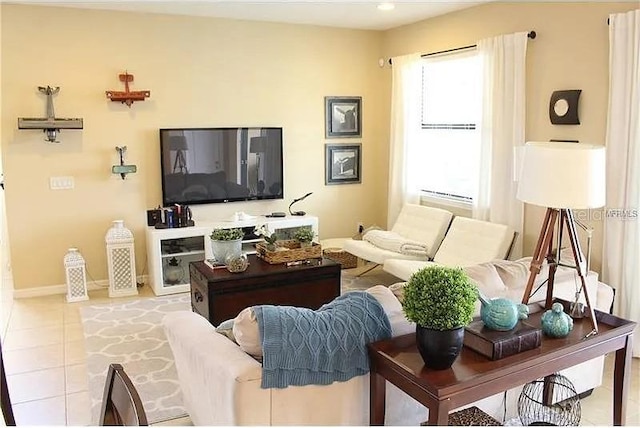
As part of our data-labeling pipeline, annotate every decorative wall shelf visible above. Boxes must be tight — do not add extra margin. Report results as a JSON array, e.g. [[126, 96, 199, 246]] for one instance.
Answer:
[[105, 72, 150, 107], [18, 86, 83, 143], [112, 146, 137, 180]]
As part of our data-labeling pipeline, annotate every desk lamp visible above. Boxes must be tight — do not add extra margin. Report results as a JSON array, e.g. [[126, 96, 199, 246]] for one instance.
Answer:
[[516, 142, 605, 335], [289, 192, 313, 216]]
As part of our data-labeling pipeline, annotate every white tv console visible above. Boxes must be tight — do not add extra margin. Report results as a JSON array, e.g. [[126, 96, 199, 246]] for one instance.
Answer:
[[145, 215, 319, 296]]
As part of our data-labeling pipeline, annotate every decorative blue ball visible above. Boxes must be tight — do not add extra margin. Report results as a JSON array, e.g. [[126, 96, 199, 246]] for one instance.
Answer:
[[541, 302, 574, 338]]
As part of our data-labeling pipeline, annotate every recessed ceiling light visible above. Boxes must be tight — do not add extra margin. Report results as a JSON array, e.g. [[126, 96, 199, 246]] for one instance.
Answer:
[[377, 3, 395, 11]]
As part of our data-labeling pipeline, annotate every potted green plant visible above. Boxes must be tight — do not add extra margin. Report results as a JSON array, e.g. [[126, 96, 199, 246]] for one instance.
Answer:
[[401, 265, 478, 370], [254, 225, 278, 251], [293, 227, 315, 248], [210, 228, 244, 263]]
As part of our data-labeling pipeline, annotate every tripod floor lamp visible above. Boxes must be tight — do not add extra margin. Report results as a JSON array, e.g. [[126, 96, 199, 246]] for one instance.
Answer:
[[170, 136, 188, 174], [516, 142, 606, 335]]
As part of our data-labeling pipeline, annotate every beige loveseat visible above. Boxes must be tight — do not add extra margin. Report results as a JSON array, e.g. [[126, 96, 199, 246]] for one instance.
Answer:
[[163, 266, 614, 426]]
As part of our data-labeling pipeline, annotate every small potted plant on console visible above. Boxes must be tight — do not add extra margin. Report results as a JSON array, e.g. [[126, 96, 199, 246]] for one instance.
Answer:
[[210, 228, 244, 263], [293, 227, 315, 248], [401, 265, 477, 370], [254, 225, 278, 251]]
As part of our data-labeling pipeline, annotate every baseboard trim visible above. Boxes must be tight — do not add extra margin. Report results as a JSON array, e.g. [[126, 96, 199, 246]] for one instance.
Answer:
[[13, 275, 148, 299]]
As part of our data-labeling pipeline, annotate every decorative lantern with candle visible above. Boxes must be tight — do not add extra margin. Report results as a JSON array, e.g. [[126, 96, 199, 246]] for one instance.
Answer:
[[64, 248, 88, 303], [105, 220, 138, 297]]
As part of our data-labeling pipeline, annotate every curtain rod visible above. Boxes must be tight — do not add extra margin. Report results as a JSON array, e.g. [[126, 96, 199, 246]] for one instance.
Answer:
[[389, 31, 536, 65]]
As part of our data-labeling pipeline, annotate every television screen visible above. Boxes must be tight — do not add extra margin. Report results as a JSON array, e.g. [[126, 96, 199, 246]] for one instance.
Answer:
[[159, 127, 284, 206]]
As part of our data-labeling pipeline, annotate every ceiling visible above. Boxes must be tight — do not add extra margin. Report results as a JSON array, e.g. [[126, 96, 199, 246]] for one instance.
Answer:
[[16, 1, 488, 31]]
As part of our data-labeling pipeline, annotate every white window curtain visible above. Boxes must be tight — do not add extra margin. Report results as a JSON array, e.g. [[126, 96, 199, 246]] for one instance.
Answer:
[[603, 9, 640, 358], [473, 32, 529, 258], [387, 53, 422, 228]]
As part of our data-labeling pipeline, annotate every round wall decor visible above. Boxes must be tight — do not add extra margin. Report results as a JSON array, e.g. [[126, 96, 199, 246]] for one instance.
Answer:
[[549, 89, 581, 125]]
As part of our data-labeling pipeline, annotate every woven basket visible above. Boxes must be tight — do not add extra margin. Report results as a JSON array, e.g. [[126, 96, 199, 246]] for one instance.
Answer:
[[256, 240, 322, 264], [323, 247, 357, 269]]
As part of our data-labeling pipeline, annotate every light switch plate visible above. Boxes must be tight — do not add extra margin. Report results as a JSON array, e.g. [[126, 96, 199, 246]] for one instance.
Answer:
[[50, 176, 74, 190]]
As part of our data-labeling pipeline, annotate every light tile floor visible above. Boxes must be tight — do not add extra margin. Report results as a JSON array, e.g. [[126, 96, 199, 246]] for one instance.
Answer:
[[1, 276, 639, 426], [1, 283, 192, 426]]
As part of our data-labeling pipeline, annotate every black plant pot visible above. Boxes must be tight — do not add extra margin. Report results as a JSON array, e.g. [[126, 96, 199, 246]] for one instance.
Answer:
[[415, 325, 464, 370]]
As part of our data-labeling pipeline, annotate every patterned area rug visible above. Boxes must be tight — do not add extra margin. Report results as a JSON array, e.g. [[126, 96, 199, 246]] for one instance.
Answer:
[[80, 294, 191, 424], [80, 266, 402, 424]]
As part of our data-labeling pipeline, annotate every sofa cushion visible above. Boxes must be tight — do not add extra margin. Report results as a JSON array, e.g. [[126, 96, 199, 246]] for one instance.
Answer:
[[216, 318, 237, 343], [390, 204, 453, 259], [386, 263, 507, 305], [233, 307, 262, 358], [464, 262, 508, 297], [384, 260, 437, 281], [433, 217, 514, 267], [365, 285, 404, 318], [388, 282, 407, 303]]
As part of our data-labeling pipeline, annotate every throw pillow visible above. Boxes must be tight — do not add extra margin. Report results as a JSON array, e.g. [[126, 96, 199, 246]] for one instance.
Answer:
[[493, 257, 550, 290], [389, 282, 407, 305], [215, 318, 237, 343], [233, 307, 263, 357], [365, 285, 403, 318], [464, 262, 508, 297], [388, 282, 407, 303]]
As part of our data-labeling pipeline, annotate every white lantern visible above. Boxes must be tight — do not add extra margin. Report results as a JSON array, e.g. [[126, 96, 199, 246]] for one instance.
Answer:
[[105, 220, 138, 298], [64, 248, 88, 303]]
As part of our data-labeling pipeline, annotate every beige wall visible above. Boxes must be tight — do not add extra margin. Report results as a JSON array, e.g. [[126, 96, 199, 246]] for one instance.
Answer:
[[382, 2, 638, 274], [1, 4, 389, 290]]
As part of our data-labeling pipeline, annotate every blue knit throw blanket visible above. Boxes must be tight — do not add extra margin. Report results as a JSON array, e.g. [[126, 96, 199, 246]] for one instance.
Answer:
[[253, 291, 391, 389]]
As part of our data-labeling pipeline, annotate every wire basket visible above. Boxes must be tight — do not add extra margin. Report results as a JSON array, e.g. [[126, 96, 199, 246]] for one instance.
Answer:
[[518, 373, 581, 426]]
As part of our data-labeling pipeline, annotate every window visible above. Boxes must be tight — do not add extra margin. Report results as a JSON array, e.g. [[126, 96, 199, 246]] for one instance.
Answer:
[[409, 49, 482, 204]]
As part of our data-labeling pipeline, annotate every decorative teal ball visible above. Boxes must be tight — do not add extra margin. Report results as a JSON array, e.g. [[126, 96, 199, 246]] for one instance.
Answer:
[[479, 293, 529, 331], [541, 302, 574, 338]]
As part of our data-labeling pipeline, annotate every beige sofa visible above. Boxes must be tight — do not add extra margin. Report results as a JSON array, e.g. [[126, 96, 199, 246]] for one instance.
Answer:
[[163, 268, 614, 426]]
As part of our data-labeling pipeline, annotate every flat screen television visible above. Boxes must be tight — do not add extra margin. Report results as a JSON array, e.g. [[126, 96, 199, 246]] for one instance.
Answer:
[[159, 127, 284, 206]]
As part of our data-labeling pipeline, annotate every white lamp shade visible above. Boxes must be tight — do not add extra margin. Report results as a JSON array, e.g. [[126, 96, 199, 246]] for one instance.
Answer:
[[516, 142, 606, 209]]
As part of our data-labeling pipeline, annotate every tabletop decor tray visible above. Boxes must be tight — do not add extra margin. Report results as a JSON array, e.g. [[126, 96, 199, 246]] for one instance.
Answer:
[[256, 240, 322, 264]]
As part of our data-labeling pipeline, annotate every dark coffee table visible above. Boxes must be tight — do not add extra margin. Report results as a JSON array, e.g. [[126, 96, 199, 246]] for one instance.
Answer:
[[190, 254, 341, 326], [368, 304, 636, 426]]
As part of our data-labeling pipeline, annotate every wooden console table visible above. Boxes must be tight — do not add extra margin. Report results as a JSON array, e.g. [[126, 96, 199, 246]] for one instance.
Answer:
[[190, 255, 341, 326], [368, 307, 636, 426]]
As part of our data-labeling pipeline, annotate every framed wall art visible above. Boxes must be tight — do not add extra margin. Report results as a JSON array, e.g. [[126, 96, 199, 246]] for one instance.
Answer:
[[324, 96, 362, 138], [325, 143, 361, 185], [549, 90, 581, 125]]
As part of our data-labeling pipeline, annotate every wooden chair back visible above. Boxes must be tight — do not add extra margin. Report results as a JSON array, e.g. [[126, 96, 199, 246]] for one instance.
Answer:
[[1, 341, 16, 426], [99, 363, 148, 426]]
